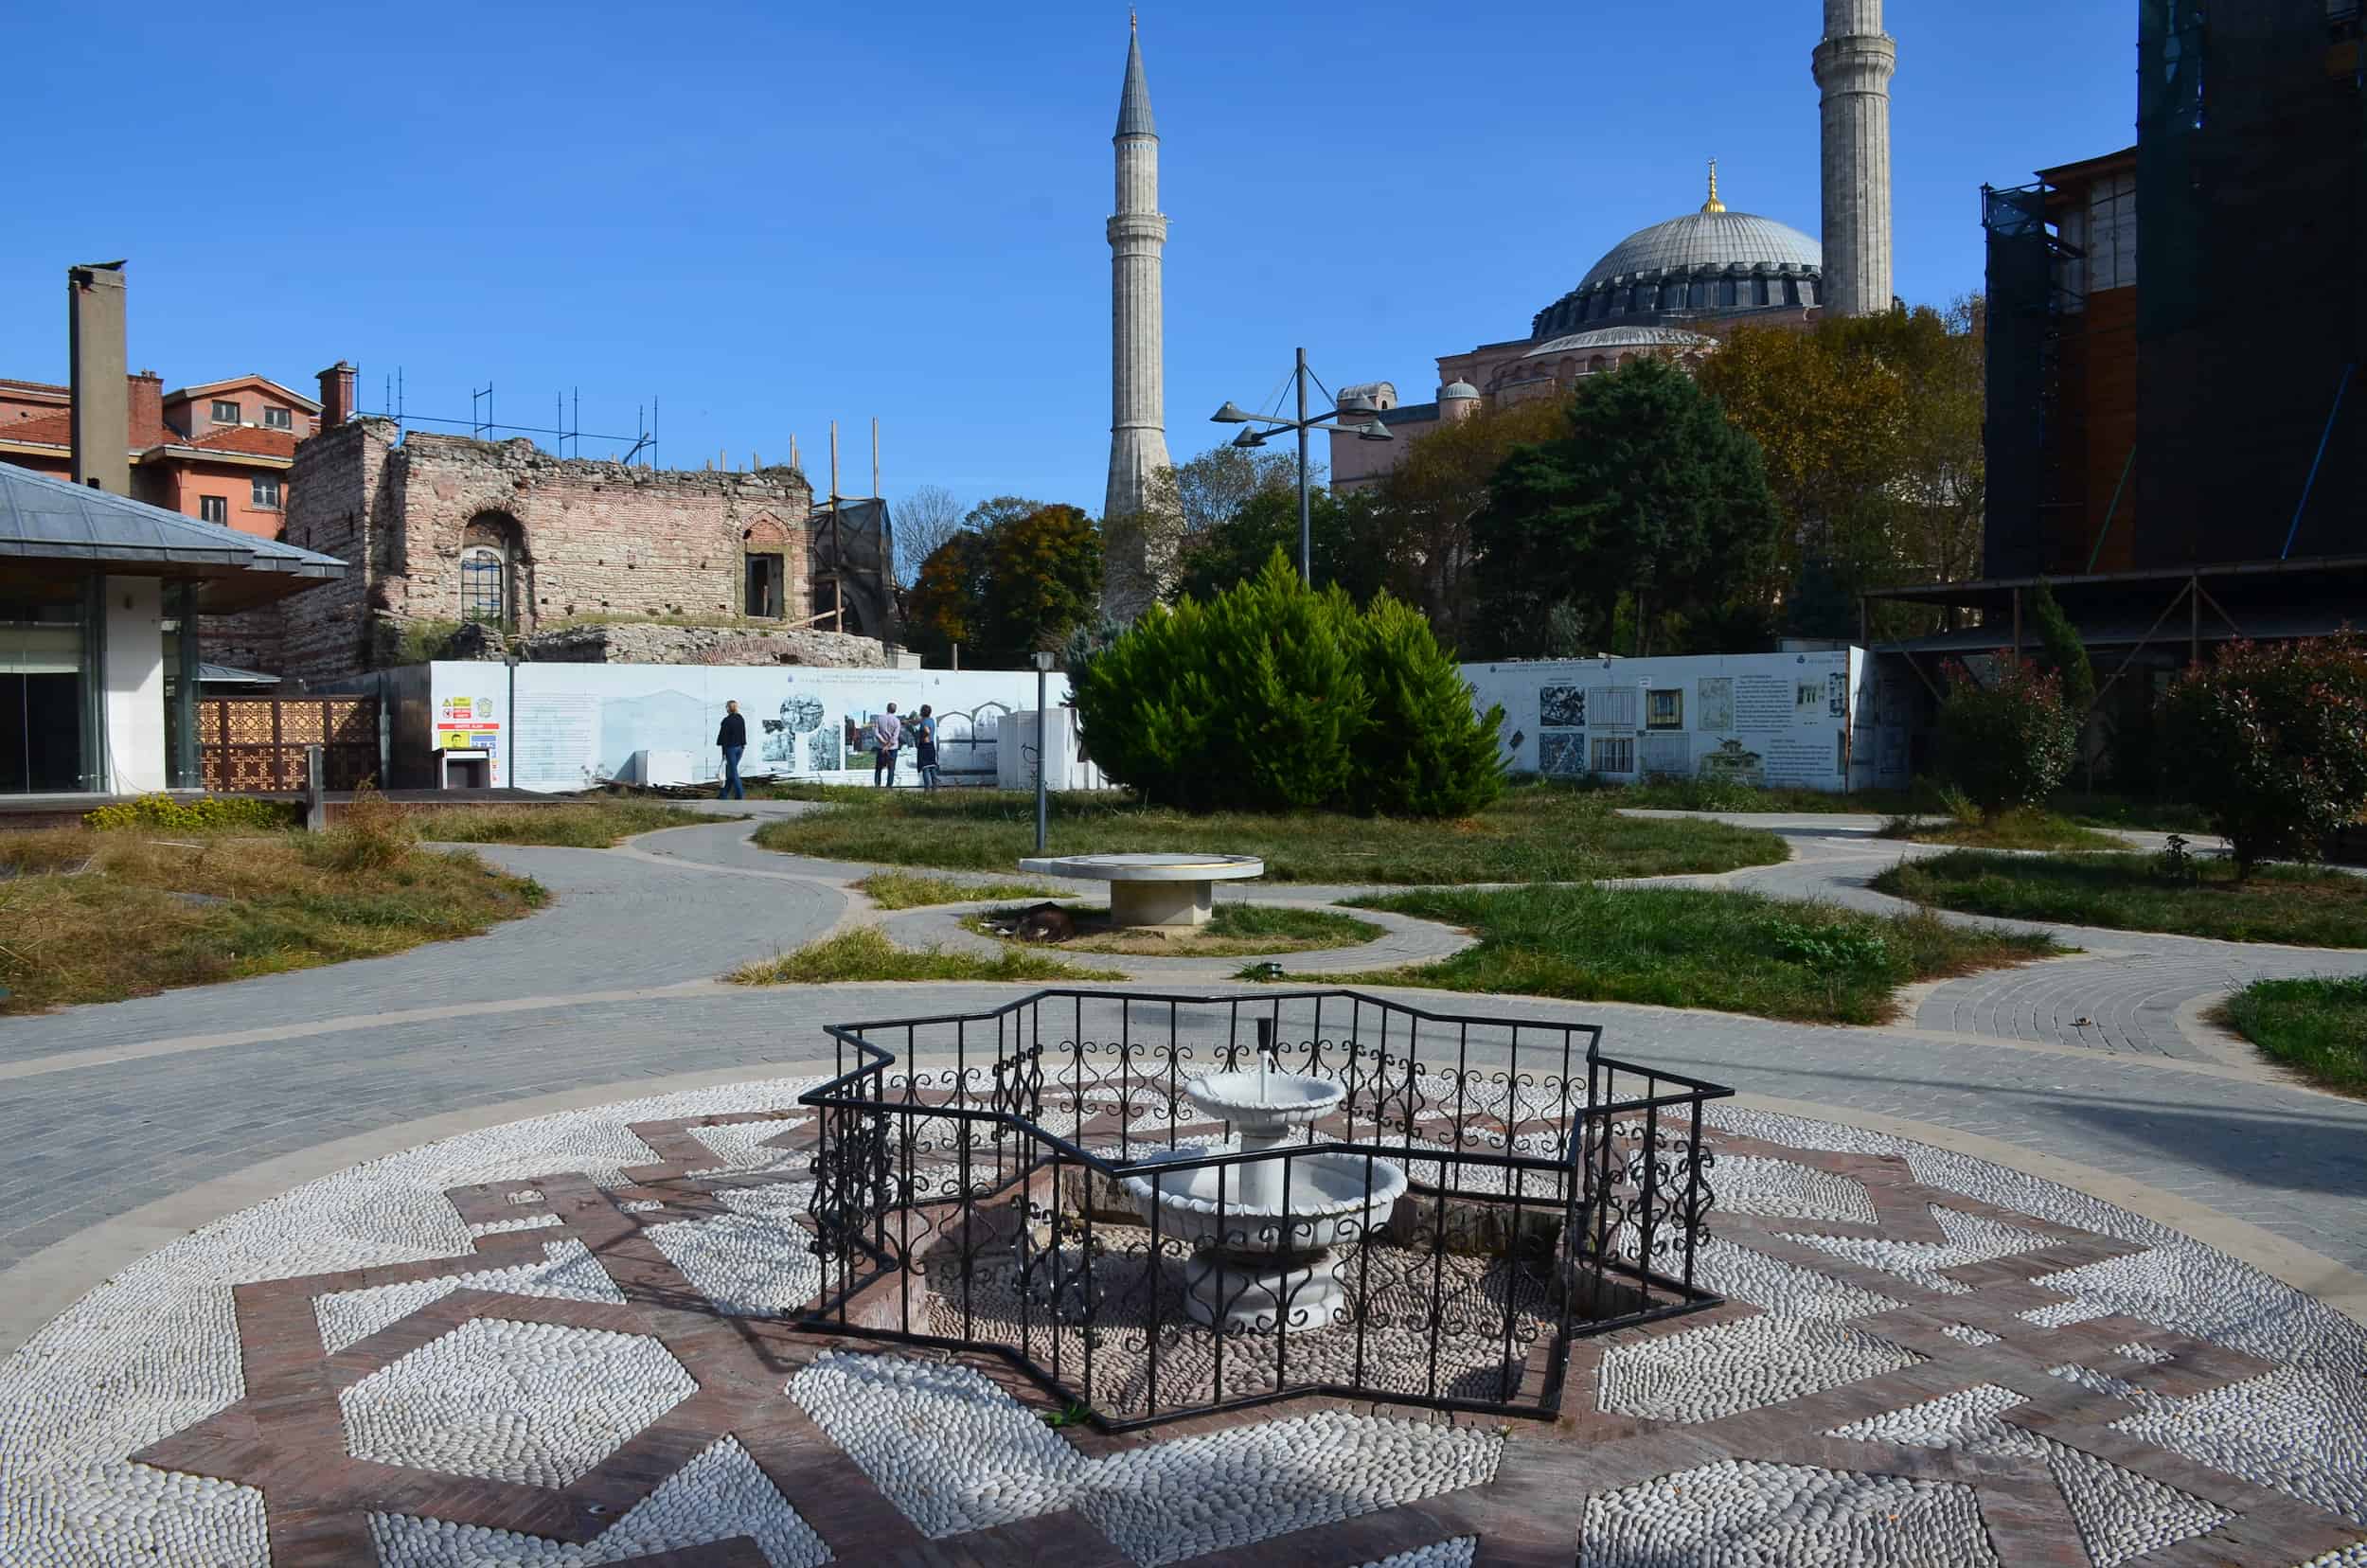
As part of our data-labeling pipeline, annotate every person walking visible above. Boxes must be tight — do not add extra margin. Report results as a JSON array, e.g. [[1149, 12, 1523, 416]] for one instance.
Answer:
[[872, 703, 903, 787], [715, 701, 747, 800], [914, 704, 940, 792]]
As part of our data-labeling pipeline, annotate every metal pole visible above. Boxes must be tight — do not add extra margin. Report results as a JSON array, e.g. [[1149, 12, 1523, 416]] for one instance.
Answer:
[[1034, 660, 1049, 853], [1295, 347, 1311, 582]]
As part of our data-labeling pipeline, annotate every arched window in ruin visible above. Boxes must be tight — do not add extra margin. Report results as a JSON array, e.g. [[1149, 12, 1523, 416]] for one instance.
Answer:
[[742, 515, 792, 619], [460, 512, 524, 628]]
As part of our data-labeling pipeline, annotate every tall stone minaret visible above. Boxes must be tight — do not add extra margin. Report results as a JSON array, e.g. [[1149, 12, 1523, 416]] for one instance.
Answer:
[[1102, 16, 1173, 619], [1812, 0, 1896, 317]]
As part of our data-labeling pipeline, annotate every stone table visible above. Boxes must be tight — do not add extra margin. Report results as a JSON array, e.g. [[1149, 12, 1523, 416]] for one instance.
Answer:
[[1016, 851, 1264, 929]]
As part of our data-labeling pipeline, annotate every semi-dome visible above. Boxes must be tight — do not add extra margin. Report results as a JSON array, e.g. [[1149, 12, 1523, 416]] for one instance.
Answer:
[[1523, 325, 1717, 361], [1440, 380, 1480, 399], [1529, 169, 1824, 341]]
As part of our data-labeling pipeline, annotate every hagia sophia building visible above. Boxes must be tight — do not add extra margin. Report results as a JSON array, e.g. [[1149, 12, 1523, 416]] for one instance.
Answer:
[[1326, 0, 1900, 494]]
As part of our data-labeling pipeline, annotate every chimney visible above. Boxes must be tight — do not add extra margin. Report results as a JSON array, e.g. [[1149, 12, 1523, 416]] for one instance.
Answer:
[[128, 370, 163, 445], [68, 260, 130, 493], [318, 361, 358, 428]]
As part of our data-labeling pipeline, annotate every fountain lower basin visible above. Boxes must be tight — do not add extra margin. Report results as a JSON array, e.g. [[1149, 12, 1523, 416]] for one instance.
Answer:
[[1120, 1065, 1408, 1330]]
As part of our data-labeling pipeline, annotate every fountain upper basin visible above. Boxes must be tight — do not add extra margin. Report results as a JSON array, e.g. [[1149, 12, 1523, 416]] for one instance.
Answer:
[[1184, 1071, 1343, 1133]]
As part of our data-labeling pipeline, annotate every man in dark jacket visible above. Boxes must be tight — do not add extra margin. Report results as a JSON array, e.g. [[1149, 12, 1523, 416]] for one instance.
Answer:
[[716, 701, 747, 799]]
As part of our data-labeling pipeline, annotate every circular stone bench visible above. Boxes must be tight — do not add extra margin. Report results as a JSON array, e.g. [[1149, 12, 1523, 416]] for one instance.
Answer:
[[1015, 852, 1264, 930]]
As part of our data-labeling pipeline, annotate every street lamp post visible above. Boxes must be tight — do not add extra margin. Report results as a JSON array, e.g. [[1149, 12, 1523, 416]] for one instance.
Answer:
[[1211, 348, 1393, 583], [1032, 650, 1054, 854]]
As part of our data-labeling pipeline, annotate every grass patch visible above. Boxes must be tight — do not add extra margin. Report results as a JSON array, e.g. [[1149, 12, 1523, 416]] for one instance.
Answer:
[[966, 901, 1383, 957], [857, 871, 1067, 910], [2220, 975, 2367, 1094], [750, 780, 1786, 885], [1877, 809, 2124, 852], [1318, 885, 2058, 1025], [405, 801, 719, 847], [1587, 778, 1924, 815], [1873, 851, 2367, 947], [2051, 793, 2216, 834], [728, 926, 1105, 985], [0, 824, 545, 1013]]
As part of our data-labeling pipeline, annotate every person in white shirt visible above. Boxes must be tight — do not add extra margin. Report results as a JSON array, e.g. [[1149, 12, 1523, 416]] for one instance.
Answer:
[[872, 704, 903, 787]]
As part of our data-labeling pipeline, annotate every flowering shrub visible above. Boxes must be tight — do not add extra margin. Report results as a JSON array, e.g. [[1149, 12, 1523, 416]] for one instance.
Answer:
[[1936, 655, 2077, 820], [84, 793, 298, 832], [2162, 635, 2367, 877]]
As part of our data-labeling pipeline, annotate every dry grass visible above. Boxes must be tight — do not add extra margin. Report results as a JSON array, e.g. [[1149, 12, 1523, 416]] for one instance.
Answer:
[[1878, 808, 2124, 852], [0, 822, 545, 1013], [728, 926, 1104, 985], [856, 871, 1069, 910], [405, 801, 718, 847]]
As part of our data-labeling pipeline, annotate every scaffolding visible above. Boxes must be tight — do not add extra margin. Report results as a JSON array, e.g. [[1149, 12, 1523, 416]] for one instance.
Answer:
[[360, 367, 660, 467], [1979, 183, 2085, 579]]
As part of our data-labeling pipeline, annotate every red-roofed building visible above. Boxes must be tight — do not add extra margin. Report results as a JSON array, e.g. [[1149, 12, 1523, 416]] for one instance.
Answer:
[[0, 370, 317, 539]]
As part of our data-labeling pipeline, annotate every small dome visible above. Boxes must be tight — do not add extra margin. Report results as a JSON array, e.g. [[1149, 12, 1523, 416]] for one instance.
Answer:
[[1440, 381, 1480, 400]]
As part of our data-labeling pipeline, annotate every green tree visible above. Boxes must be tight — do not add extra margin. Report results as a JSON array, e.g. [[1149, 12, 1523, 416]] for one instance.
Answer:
[[2162, 635, 2367, 878], [1364, 397, 1569, 650], [902, 530, 992, 664], [1699, 299, 1985, 635], [1169, 486, 1387, 607], [2027, 580, 2096, 720], [1151, 445, 1303, 539], [901, 500, 1103, 665], [1937, 655, 2078, 820], [1072, 551, 1500, 817], [1471, 358, 1781, 658], [981, 503, 1104, 661]]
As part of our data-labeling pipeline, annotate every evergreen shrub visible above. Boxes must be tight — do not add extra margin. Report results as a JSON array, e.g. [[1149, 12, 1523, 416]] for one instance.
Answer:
[[1937, 655, 2077, 820], [2162, 634, 2367, 877], [1071, 553, 1504, 818]]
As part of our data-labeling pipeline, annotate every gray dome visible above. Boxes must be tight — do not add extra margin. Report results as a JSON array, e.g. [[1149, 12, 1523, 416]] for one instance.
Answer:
[[1530, 206, 1823, 341], [1578, 210, 1820, 290], [1524, 325, 1717, 361], [1440, 380, 1479, 400]]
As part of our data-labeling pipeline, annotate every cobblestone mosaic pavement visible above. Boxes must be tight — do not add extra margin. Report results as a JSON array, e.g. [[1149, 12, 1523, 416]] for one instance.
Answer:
[[3, 1080, 2362, 1566], [1, 806, 2363, 1565]]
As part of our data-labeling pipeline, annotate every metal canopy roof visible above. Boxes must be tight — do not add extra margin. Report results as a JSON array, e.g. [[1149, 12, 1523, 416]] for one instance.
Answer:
[[0, 461, 345, 611]]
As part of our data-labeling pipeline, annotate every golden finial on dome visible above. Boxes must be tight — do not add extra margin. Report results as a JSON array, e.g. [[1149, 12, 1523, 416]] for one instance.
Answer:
[[1702, 158, 1727, 214]]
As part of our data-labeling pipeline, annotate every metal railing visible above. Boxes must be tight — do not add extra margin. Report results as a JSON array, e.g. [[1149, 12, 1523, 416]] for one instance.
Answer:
[[799, 989, 1730, 1431]]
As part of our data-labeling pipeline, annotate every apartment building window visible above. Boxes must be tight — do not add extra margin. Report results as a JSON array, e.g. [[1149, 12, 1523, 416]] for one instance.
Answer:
[[199, 495, 228, 525], [211, 400, 241, 424], [261, 406, 293, 430], [252, 475, 282, 509]]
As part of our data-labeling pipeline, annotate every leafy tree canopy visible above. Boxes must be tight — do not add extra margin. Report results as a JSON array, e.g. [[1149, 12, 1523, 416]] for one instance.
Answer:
[[1471, 357, 1782, 658], [1168, 486, 1389, 608], [901, 499, 1103, 666]]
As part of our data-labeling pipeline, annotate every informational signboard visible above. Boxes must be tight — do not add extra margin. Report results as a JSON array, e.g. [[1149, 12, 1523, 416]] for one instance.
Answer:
[[1461, 649, 1909, 794], [432, 663, 1081, 794]]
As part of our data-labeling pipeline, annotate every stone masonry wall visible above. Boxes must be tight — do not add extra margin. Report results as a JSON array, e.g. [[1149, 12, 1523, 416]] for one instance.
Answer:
[[258, 421, 816, 685], [518, 623, 884, 668]]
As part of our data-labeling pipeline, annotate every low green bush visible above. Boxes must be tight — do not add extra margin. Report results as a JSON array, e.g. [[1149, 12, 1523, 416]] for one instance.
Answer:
[[1938, 655, 2078, 820], [84, 793, 299, 832], [1069, 552, 1504, 818], [2162, 634, 2367, 877]]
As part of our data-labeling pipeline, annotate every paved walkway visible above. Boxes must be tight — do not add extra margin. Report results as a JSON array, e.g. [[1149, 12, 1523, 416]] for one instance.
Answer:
[[4, 805, 2367, 1562], [2, 805, 2363, 1346]]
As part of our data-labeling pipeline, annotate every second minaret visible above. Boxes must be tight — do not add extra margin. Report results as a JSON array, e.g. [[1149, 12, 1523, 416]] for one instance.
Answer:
[[1103, 18, 1172, 614], [1813, 0, 1896, 318]]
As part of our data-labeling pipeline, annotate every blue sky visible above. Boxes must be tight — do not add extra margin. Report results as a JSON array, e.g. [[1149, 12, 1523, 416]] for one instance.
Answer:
[[0, 1, 2133, 517]]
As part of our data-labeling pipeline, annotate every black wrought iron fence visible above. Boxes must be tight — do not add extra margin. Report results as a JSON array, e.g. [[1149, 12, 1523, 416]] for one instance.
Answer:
[[799, 989, 1730, 1430]]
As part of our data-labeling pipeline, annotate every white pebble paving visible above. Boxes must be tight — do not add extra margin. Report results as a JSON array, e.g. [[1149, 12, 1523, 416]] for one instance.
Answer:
[[470, 1212, 562, 1238], [1829, 1383, 2231, 1564], [338, 1320, 696, 1488], [1941, 1324, 2002, 1346], [2109, 1367, 2367, 1526], [1580, 1459, 2000, 1568], [1708, 1155, 1878, 1224], [1354, 1537, 1477, 1568], [1779, 1205, 2059, 1295], [338, 1316, 696, 1496], [367, 1434, 828, 1567], [647, 1182, 823, 1317], [789, 1350, 1500, 1565], [313, 1238, 628, 1355], [1682, 1235, 1902, 1321], [1596, 1315, 1920, 1423], [684, 1117, 810, 1177]]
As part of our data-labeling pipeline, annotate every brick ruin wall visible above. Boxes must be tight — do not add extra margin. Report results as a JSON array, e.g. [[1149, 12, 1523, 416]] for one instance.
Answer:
[[232, 420, 824, 685]]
